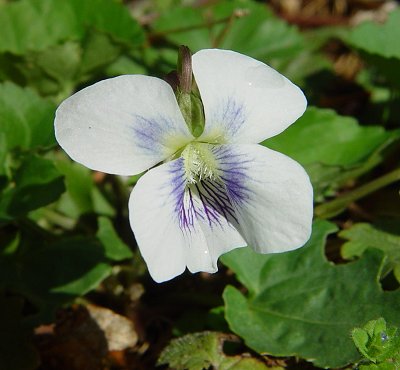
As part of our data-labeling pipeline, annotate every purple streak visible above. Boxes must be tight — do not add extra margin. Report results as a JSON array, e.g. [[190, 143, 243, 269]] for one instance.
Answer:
[[167, 146, 251, 234], [131, 114, 187, 155], [210, 98, 246, 138]]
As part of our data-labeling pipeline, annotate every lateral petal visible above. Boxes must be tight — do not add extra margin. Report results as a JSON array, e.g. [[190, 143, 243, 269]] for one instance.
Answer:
[[192, 49, 307, 144], [55, 75, 194, 176], [213, 144, 313, 253]]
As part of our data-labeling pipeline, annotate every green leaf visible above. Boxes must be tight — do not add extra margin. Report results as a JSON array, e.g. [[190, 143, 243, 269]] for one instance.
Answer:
[[16, 32, 126, 99], [69, 0, 144, 47], [221, 220, 400, 368], [151, 0, 329, 83], [265, 107, 392, 167], [340, 223, 400, 281], [212, 0, 329, 83], [342, 9, 400, 89], [353, 327, 370, 359], [18, 238, 111, 315], [352, 318, 400, 366], [304, 150, 385, 202], [0, 155, 65, 220], [0, 231, 19, 256], [55, 159, 114, 218], [359, 363, 397, 370], [10, 156, 64, 214], [56, 160, 94, 216], [0, 0, 144, 54], [0, 233, 113, 322], [96, 216, 133, 261], [0, 134, 8, 177], [0, 295, 39, 370], [0, 0, 144, 98], [16, 42, 82, 99], [78, 31, 122, 79], [263, 107, 399, 198], [344, 9, 400, 60], [0, 82, 55, 150], [152, 6, 207, 52], [158, 332, 274, 370], [105, 54, 148, 76]]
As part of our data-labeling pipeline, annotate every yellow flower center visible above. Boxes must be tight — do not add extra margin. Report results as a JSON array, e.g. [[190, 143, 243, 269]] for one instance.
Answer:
[[181, 142, 219, 184]]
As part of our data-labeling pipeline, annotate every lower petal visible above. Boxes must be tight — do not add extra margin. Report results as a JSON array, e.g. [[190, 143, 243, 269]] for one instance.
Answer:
[[129, 158, 245, 283]]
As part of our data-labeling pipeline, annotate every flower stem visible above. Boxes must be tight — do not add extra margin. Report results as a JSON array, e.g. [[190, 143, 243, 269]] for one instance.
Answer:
[[148, 10, 248, 43], [212, 9, 249, 48], [315, 167, 400, 219]]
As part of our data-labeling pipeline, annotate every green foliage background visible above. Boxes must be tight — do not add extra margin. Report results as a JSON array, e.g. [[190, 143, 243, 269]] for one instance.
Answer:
[[0, 0, 400, 369]]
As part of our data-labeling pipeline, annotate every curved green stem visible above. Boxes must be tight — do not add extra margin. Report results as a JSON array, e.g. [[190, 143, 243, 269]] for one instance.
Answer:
[[148, 10, 248, 43], [315, 168, 400, 219]]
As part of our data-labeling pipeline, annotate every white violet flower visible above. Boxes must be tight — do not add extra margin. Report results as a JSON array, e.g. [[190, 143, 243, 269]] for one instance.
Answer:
[[54, 49, 313, 283]]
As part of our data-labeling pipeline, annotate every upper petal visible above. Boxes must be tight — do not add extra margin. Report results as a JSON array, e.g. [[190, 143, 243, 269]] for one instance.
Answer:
[[192, 49, 307, 144], [129, 157, 246, 283], [213, 144, 313, 253], [55, 75, 194, 176]]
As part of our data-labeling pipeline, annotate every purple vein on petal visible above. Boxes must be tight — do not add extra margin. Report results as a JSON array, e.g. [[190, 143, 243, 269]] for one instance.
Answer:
[[131, 115, 186, 155], [167, 146, 252, 236], [212, 145, 252, 205], [210, 98, 246, 139]]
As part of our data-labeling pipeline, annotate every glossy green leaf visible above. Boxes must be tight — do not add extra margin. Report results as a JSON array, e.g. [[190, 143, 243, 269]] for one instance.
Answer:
[[158, 332, 274, 370], [222, 220, 400, 368], [0, 82, 55, 150], [96, 216, 133, 261], [0, 0, 144, 54], [340, 223, 400, 281]]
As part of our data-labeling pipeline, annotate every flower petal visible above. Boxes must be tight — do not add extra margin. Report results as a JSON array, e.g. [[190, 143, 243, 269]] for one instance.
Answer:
[[129, 158, 246, 283], [192, 49, 307, 144], [213, 144, 313, 253], [55, 75, 194, 176]]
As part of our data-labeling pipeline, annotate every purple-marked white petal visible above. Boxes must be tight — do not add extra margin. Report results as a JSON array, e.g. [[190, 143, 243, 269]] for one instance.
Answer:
[[192, 49, 307, 144], [214, 144, 313, 253], [129, 158, 246, 283], [55, 75, 194, 176]]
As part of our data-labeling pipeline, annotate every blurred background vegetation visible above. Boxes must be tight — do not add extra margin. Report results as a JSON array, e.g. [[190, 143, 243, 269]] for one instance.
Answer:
[[0, 0, 400, 369]]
